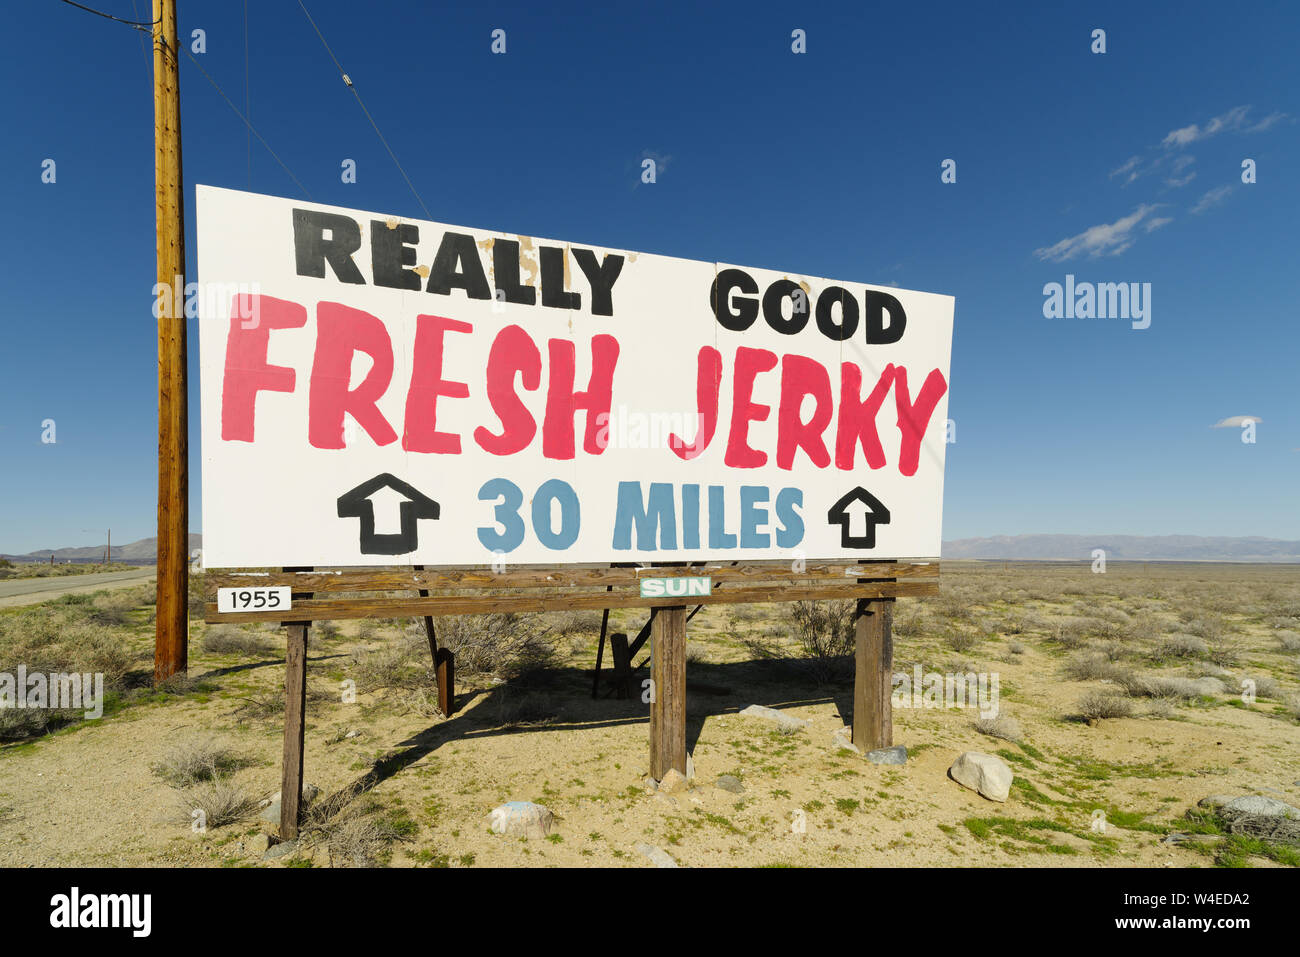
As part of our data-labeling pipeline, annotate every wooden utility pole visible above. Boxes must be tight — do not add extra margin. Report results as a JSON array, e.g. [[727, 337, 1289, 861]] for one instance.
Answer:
[[105, 529, 111, 566], [153, 0, 188, 682]]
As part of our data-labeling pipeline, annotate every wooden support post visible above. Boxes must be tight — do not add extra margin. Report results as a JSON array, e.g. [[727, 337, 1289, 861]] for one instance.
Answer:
[[592, 604, 611, 698], [280, 621, 308, 840], [152, 0, 188, 683], [649, 604, 687, 781], [852, 597, 894, 752], [413, 566, 455, 716], [609, 632, 632, 699]]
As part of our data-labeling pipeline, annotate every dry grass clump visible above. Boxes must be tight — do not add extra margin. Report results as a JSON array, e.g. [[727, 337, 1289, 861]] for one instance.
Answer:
[[1152, 633, 1208, 660], [201, 625, 274, 657], [232, 684, 330, 720], [350, 634, 430, 693], [174, 779, 258, 829], [1275, 631, 1300, 652], [1117, 674, 1225, 700], [974, 714, 1022, 742], [944, 630, 979, 653], [302, 793, 416, 867], [1075, 690, 1134, 721], [1050, 617, 1094, 649], [1062, 653, 1131, 683], [434, 612, 556, 678], [152, 737, 252, 787], [546, 609, 604, 636], [1248, 675, 1282, 699]]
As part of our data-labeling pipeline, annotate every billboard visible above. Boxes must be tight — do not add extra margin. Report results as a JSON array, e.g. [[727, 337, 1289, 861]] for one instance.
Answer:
[[197, 186, 954, 568]]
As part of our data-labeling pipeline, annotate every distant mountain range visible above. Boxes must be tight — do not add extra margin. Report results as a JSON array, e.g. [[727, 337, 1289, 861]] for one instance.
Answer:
[[942, 535, 1300, 563], [3, 533, 1299, 564], [2, 534, 203, 564]]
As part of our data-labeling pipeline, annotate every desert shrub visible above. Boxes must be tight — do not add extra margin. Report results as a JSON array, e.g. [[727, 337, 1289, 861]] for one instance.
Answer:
[[1145, 699, 1177, 719], [1181, 612, 1227, 642], [1248, 676, 1282, 699], [153, 737, 251, 787], [303, 794, 414, 867], [1017, 612, 1053, 633], [1204, 638, 1241, 668], [1062, 654, 1130, 683], [1050, 618, 1093, 650], [1275, 631, 1300, 652], [233, 684, 329, 719], [1118, 674, 1224, 700], [945, 631, 978, 653], [174, 779, 257, 829], [786, 600, 855, 683], [434, 613, 555, 678], [202, 626, 274, 657], [350, 635, 428, 693], [974, 714, 1022, 742], [1285, 695, 1300, 723], [1076, 691, 1133, 720], [1152, 634, 1208, 661], [0, 603, 137, 739], [1007, 640, 1026, 656], [547, 609, 604, 636]]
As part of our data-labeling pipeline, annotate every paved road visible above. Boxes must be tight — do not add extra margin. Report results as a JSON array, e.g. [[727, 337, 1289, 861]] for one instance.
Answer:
[[0, 567, 157, 608]]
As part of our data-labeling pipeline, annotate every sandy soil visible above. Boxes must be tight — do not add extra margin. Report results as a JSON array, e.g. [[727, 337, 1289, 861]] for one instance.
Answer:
[[1, 562, 1297, 868]]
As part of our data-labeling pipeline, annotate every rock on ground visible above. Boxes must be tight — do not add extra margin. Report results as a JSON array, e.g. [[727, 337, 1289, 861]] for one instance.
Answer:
[[715, 774, 745, 794], [635, 843, 678, 868], [740, 704, 809, 732], [1220, 796, 1300, 819], [866, 745, 908, 765], [657, 769, 689, 794], [488, 801, 555, 839], [949, 751, 1013, 802]]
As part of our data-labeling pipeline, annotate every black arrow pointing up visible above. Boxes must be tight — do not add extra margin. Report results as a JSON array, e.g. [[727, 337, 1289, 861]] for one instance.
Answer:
[[337, 474, 440, 555], [827, 487, 890, 549]]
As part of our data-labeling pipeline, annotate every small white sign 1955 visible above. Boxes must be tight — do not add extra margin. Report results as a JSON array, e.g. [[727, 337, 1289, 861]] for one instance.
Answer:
[[217, 585, 292, 613]]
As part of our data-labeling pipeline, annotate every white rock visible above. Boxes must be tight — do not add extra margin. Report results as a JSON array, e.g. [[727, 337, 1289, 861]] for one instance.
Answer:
[[740, 704, 809, 731], [488, 801, 554, 839], [635, 843, 678, 868], [949, 751, 1013, 802]]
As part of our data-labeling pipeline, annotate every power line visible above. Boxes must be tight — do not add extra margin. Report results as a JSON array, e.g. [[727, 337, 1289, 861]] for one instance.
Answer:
[[60, 0, 310, 201], [295, 0, 433, 219], [243, 0, 251, 188], [181, 45, 314, 201], [57, 0, 157, 29]]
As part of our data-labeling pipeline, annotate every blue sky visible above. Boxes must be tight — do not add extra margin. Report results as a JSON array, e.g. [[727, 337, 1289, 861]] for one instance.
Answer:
[[2, 0, 1297, 553]]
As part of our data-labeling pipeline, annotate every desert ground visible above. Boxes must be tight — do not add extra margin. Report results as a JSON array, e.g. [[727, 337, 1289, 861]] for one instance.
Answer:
[[1, 561, 1297, 868]]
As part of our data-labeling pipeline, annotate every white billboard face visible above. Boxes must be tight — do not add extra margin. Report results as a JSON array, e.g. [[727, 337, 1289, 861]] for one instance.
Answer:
[[196, 186, 954, 568]]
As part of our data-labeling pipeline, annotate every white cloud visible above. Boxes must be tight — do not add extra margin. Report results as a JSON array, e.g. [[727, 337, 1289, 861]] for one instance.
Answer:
[[1110, 156, 1141, 184], [1160, 105, 1292, 149], [1033, 205, 1162, 262], [1190, 185, 1234, 214], [1211, 416, 1262, 428], [1162, 106, 1254, 148], [1144, 216, 1173, 232]]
